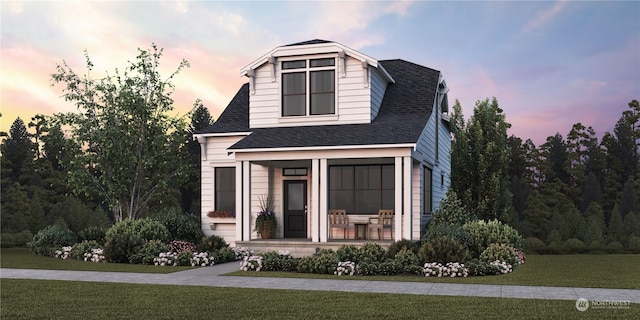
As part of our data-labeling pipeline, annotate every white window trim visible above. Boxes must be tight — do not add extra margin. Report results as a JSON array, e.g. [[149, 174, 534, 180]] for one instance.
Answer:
[[278, 54, 339, 119]]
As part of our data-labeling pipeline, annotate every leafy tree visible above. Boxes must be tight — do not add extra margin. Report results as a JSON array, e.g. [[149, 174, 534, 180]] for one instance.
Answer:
[[450, 97, 512, 221], [51, 44, 195, 221]]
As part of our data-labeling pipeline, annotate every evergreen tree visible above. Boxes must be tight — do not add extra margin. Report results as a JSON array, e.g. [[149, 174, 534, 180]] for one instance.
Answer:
[[581, 172, 602, 213], [1, 118, 35, 188], [450, 97, 512, 221], [0, 183, 30, 233], [521, 190, 550, 239], [607, 206, 625, 245], [584, 202, 606, 246], [618, 177, 638, 218]]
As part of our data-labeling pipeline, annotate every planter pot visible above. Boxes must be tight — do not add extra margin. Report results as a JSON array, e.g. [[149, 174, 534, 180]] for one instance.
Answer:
[[261, 227, 273, 239]]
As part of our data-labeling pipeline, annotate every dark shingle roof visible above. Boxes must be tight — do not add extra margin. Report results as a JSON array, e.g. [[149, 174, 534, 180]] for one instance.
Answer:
[[198, 59, 441, 150]]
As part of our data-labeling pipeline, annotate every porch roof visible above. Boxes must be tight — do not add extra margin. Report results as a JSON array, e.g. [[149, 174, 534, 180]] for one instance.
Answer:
[[197, 59, 441, 150]]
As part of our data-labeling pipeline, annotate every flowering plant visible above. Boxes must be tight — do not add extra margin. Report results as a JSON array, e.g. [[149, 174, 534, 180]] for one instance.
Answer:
[[423, 262, 469, 277], [55, 246, 72, 260], [254, 194, 277, 238], [240, 255, 263, 271], [83, 248, 106, 263], [233, 247, 254, 260], [334, 261, 356, 276], [490, 260, 513, 274]]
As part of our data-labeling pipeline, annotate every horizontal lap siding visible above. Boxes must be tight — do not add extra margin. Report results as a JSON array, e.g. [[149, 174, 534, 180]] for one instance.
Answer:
[[249, 56, 377, 128], [201, 136, 242, 237]]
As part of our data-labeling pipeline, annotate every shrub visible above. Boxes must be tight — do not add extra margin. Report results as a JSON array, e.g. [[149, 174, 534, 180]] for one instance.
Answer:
[[151, 208, 203, 243], [191, 252, 216, 267], [386, 239, 419, 258], [463, 220, 523, 257], [154, 252, 178, 266], [83, 248, 106, 263], [393, 248, 421, 273], [629, 235, 640, 254], [523, 237, 545, 253], [465, 259, 501, 276], [198, 235, 228, 252], [106, 218, 170, 243], [334, 261, 356, 276], [232, 247, 253, 260], [423, 262, 468, 277], [422, 222, 473, 252], [169, 240, 197, 253], [480, 243, 518, 267], [77, 226, 107, 244], [261, 251, 299, 271], [357, 243, 386, 263], [28, 224, 78, 256], [296, 250, 337, 274], [357, 260, 380, 276], [419, 236, 469, 264], [240, 255, 263, 271], [103, 233, 144, 263], [217, 247, 240, 263], [1, 233, 16, 248], [70, 240, 102, 260], [606, 242, 625, 254], [378, 260, 403, 275], [563, 238, 586, 253], [54, 246, 72, 259], [176, 251, 193, 266], [336, 245, 360, 263], [129, 240, 169, 265]]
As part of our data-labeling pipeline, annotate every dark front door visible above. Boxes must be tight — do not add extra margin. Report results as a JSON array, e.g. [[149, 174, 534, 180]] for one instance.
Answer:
[[284, 180, 307, 238]]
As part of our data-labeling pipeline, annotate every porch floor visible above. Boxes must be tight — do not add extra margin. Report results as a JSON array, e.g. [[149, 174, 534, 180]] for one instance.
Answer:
[[236, 239, 394, 257]]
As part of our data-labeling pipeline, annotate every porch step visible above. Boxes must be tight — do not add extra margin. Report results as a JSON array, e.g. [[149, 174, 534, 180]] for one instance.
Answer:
[[235, 240, 392, 258]]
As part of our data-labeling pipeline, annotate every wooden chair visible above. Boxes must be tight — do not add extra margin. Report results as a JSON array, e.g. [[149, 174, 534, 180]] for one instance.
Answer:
[[368, 209, 394, 240], [329, 209, 350, 239]]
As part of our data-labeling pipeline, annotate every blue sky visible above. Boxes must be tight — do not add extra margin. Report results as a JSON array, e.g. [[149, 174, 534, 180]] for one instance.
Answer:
[[2, 1, 638, 145]]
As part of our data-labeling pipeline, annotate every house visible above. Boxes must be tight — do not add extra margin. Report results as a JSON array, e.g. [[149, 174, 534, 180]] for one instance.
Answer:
[[194, 40, 451, 250]]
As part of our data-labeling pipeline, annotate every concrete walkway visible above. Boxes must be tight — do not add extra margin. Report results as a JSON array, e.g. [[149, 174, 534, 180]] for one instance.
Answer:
[[1, 263, 639, 303]]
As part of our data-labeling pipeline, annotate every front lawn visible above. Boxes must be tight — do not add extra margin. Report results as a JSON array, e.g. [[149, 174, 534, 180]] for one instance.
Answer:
[[227, 254, 640, 289], [1, 279, 636, 320]]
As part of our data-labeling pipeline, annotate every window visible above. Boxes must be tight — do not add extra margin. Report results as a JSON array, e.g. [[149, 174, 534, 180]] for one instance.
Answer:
[[283, 168, 307, 176], [282, 58, 335, 117], [423, 166, 432, 214], [215, 167, 235, 212], [329, 165, 394, 214]]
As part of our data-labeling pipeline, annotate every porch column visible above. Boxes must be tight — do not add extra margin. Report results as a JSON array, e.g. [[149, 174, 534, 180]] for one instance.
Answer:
[[394, 157, 403, 241], [319, 158, 329, 242], [241, 161, 252, 241], [311, 159, 320, 242], [402, 156, 413, 240], [235, 161, 244, 241]]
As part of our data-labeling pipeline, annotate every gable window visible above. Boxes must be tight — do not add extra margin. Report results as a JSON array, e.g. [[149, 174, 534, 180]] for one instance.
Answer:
[[282, 58, 335, 117], [329, 165, 394, 214], [215, 167, 235, 212]]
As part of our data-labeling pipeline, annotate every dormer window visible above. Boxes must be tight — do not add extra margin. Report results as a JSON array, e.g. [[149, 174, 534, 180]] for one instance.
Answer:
[[282, 58, 335, 117]]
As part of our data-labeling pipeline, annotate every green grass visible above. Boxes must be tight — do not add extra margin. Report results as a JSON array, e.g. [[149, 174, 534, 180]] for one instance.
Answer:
[[1, 279, 636, 320], [226, 254, 640, 289], [0, 248, 194, 274]]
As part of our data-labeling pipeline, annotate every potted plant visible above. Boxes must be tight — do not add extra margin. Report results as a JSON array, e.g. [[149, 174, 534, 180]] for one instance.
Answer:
[[254, 194, 277, 239]]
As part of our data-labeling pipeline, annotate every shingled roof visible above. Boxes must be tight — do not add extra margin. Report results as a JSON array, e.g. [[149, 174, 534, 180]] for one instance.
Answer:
[[197, 59, 441, 150]]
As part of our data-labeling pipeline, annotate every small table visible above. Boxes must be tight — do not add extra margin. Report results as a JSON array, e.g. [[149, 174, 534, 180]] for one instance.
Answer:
[[354, 223, 367, 240]]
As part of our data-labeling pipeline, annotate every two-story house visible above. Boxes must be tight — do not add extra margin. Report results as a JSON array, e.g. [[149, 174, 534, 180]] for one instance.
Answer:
[[194, 40, 451, 251]]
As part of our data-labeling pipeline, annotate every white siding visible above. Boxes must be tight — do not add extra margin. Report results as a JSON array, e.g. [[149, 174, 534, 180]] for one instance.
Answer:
[[248, 55, 378, 128], [200, 135, 243, 240]]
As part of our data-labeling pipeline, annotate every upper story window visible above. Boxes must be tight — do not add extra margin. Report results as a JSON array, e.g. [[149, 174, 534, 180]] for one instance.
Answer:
[[282, 58, 335, 117]]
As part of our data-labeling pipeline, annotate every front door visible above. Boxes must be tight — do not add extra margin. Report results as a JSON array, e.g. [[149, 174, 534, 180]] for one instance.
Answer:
[[284, 180, 307, 238]]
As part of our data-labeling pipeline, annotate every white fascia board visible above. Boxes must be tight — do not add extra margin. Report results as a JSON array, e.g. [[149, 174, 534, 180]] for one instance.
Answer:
[[230, 143, 416, 154], [193, 132, 252, 140], [240, 41, 395, 83]]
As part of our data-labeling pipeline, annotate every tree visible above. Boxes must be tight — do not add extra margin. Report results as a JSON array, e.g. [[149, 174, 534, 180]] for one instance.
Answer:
[[584, 202, 606, 246], [521, 190, 550, 239], [51, 44, 195, 221], [450, 97, 512, 221], [0, 183, 30, 233], [607, 206, 625, 245], [180, 100, 214, 215], [1, 118, 35, 188]]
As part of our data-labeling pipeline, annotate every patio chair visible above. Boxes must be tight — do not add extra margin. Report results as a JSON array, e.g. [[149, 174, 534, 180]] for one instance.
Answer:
[[329, 209, 350, 239], [368, 209, 394, 240]]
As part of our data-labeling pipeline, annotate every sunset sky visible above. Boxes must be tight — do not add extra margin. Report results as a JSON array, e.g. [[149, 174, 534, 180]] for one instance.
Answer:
[[1, 1, 638, 146]]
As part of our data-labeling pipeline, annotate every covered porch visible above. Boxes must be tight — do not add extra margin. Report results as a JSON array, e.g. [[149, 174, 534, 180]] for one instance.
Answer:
[[231, 146, 419, 244]]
